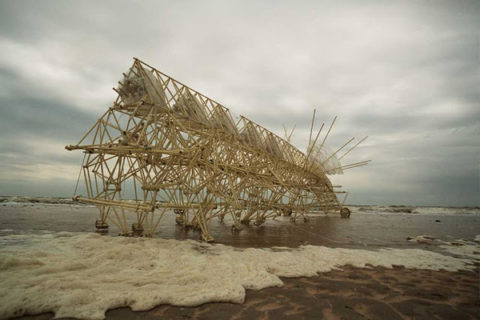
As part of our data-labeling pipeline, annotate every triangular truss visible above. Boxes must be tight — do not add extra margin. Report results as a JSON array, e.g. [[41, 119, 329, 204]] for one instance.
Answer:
[[66, 58, 369, 241]]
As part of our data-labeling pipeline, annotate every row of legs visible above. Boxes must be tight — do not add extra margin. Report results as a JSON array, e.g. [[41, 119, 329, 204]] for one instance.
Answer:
[[94, 207, 351, 242]]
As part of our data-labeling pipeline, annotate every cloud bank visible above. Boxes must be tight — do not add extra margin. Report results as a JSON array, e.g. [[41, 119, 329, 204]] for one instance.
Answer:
[[0, 0, 478, 206]]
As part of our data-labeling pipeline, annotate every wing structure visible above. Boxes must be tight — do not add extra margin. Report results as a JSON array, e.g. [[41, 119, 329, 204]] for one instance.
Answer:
[[66, 58, 366, 241]]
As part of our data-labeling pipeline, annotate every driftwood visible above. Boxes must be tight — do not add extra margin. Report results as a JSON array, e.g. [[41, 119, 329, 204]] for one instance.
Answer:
[[66, 58, 369, 241]]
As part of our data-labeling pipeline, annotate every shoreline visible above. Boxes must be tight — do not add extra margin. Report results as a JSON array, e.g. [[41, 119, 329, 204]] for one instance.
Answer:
[[1, 204, 479, 319], [14, 265, 480, 320]]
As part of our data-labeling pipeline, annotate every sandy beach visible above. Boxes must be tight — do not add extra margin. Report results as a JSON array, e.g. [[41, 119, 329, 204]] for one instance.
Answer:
[[11, 266, 480, 320], [109, 266, 480, 320], [1, 199, 479, 320]]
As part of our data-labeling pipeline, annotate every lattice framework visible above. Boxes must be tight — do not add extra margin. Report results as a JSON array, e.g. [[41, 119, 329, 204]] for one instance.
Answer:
[[66, 58, 369, 241]]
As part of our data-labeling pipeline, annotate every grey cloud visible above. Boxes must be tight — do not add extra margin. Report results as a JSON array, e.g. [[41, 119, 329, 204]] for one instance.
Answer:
[[0, 95, 95, 141], [0, 67, 97, 170], [0, 68, 97, 142], [0, 0, 478, 205], [0, 178, 76, 197]]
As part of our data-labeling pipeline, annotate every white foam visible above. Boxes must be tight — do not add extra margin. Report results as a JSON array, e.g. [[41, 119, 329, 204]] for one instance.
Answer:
[[0, 233, 477, 319], [407, 234, 480, 260], [407, 234, 438, 243], [440, 243, 480, 260], [439, 235, 480, 260]]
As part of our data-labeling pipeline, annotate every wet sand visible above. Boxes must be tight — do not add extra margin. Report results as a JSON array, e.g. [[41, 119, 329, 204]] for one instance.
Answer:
[[105, 266, 480, 320], [15, 266, 480, 320], [2, 203, 480, 319]]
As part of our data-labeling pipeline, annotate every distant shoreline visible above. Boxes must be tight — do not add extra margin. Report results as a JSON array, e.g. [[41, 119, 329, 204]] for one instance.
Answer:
[[0, 196, 479, 209]]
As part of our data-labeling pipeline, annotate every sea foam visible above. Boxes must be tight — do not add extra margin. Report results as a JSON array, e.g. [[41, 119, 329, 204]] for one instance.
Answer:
[[0, 233, 477, 319]]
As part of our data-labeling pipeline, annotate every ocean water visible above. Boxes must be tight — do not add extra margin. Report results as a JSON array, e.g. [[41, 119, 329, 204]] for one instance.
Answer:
[[0, 197, 479, 319], [1, 197, 479, 248]]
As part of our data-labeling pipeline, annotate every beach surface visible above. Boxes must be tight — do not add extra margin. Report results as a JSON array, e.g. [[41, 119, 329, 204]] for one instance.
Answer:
[[0, 198, 479, 319]]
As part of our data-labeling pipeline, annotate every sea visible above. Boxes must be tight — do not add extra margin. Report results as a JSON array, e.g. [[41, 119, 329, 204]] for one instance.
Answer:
[[0, 196, 479, 319]]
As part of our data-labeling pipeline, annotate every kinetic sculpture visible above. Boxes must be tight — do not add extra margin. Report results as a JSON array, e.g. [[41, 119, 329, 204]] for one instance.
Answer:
[[66, 58, 369, 241]]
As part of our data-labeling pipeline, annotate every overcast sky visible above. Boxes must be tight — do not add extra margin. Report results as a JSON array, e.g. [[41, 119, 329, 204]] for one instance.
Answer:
[[0, 0, 478, 206]]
